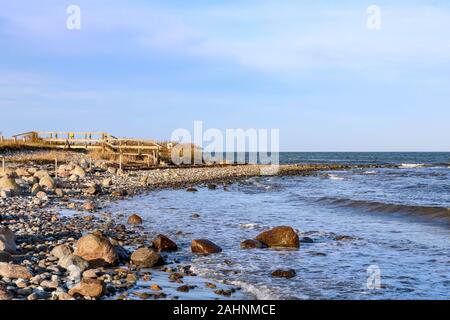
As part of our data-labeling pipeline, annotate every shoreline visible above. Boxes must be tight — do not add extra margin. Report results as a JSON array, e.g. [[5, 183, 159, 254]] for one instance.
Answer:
[[0, 155, 398, 300]]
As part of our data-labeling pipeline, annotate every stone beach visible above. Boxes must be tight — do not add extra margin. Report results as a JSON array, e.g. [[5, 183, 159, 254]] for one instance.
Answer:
[[0, 151, 378, 300]]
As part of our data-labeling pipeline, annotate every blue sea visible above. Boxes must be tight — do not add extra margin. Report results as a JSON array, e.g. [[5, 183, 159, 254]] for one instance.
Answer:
[[110, 152, 450, 300]]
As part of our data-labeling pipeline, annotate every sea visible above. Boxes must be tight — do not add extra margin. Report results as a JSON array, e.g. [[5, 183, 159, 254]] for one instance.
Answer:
[[108, 152, 450, 300]]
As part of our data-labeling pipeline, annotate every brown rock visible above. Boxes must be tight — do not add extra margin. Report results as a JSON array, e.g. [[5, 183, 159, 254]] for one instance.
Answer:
[[83, 200, 97, 211], [39, 175, 55, 189], [51, 244, 73, 259], [131, 247, 161, 268], [191, 239, 222, 255], [271, 269, 297, 279], [69, 278, 104, 298], [255, 226, 300, 248], [127, 214, 143, 225], [0, 227, 16, 253], [240, 239, 267, 249], [0, 263, 32, 279], [152, 234, 177, 252], [0, 177, 20, 194], [0, 283, 11, 300], [74, 233, 118, 267]]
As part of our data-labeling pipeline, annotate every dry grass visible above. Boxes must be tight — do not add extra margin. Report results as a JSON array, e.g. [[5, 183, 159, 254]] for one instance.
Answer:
[[3, 150, 80, 164]]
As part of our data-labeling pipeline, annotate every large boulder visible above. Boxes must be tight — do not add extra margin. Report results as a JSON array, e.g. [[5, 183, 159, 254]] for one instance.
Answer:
[[152, 234, 177, 252], [68, 278, 104, 298], [0, 227, 16, 253], [191, 239, 222, 255], [255, 226, 299, 248], [0, 177, 20, 194], [39, 175, 55, 189], [131, 247, 161, 268], [74, 233, 118, 267], [0, 263, 32, 279]]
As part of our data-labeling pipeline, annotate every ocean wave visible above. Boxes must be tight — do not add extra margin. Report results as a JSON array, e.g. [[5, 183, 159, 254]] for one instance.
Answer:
[[399, 163, 425, 168], [323, 173, 345, 181], [317, 197, 450, 223]]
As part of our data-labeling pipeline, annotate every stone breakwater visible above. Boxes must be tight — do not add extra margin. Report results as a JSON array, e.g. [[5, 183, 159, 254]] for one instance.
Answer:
[[0, 155, 365, 300]]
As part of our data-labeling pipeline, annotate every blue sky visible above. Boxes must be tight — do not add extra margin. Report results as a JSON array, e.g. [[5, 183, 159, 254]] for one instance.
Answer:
[[1, 0, 450, 151]]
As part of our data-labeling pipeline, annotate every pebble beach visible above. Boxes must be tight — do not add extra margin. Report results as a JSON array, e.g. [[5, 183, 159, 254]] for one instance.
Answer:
[[0, 151, 355, 300]]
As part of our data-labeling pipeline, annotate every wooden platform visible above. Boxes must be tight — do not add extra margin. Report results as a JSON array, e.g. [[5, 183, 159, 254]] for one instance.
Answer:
[[7, 131, 162, 164]]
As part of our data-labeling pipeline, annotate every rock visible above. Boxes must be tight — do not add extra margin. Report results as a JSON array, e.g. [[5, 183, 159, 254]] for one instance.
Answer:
[[102, 178, 112, 187], [0, 251, 12, 263], [0, 190, 12, 198], [39, 175, 55, 189], [0, 177, 20, 194], [107, 167, 117, 174], [186, 187, 198, 192], [82, 269, 99, 279], [127, 214, 143, 225], [15, 168, 31, 177], [85, 184, 101, 195], [71, 165, 86, 178], [271, 269, 296, 279], [58, 255, 89, 271], [131, 248, 161, 268], [191, 239, 222, 255], [31, 183, 42, 195], [83, 200, 97, 211], [57, 292, 74, 300], [150, 284, 162, 291], [68, 174, 79, 182], [69, 278, 104, 298], [40, 279, 58, 289], [300, 237, 314, 244], [207, 184, 217, 190], [0, 263, 32, 279], [240, 239, 266, 249], [54, 188, 64, 197], [0, 283, 11, 300], [255, 226, 300, 248], [33, 170, 50, 179], [152, 234, 177, 252], [35, 191, 48, 200], [50, 244, 73, 260], [177, 285, 190, 292], [0, 227, 16, 253], [191, 213, 201, 219], [74, 233, 118, 267]]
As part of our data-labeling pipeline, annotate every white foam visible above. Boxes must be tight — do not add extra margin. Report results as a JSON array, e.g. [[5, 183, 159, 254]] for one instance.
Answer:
[[400, 163, 425, 168], [328, 174, 344, 181]]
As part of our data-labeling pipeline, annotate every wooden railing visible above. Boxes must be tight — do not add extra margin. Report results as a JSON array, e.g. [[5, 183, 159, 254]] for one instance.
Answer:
[[3, 131, 162, 164]]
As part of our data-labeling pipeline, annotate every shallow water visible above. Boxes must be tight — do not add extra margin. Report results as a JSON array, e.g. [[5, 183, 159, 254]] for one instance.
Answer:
[[107, 165, 450, 300]]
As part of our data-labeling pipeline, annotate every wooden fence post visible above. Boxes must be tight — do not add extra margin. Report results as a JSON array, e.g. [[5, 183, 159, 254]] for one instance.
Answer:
[[55, 158, 58, 180]]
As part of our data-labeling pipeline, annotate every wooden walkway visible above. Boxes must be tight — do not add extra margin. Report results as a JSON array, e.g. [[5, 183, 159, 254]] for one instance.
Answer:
[[8, 131, 162, 164]]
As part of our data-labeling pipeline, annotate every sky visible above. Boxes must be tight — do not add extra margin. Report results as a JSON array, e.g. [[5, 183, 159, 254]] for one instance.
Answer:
[[1, 0, 450, 151]]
